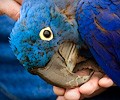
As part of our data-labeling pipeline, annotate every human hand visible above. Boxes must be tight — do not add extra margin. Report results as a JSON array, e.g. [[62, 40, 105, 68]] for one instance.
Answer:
[[53, 69, 115, 100], [0, 0, 22, 20]]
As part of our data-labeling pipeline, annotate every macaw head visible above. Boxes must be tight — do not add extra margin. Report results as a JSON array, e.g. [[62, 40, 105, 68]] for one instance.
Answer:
[[10, 0, 81, 69], [10, 0, 92, 88]]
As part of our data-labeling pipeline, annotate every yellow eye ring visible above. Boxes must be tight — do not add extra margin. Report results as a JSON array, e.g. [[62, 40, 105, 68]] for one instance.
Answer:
[[39, 27, 53, 41]]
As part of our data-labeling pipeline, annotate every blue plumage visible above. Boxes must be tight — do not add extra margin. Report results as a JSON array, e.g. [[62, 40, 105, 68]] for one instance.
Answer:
[[0, 15, 56, 99], [76, 0, 120, 86], [10, 0, 120, 86], [10, 0, 82, 69]]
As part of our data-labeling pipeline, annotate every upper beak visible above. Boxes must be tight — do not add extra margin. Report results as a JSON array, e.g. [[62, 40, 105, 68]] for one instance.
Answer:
[[28, 42, 95, 88]]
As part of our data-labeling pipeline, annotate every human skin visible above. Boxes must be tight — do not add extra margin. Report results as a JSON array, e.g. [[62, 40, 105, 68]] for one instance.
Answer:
[[0, 0, 115, 100], [0, 0, 22, 20], [54, 70, 114, 100]]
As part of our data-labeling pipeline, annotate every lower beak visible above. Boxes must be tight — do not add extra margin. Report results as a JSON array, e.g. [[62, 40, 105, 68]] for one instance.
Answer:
[[28, 42, 95, 88]]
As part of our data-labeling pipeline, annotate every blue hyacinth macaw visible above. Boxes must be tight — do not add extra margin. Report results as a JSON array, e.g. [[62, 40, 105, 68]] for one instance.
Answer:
[[10, 0, 120, 88]]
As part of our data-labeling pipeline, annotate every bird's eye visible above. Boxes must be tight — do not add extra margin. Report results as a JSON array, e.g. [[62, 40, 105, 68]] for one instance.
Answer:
[[39, 27, 53, 41]]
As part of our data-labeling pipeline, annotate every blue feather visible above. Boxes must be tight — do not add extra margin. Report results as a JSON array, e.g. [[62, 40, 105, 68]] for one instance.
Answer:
[[10, 0, 82, 69], [10, 0, 120, 87], [76, 0, 120, 86]]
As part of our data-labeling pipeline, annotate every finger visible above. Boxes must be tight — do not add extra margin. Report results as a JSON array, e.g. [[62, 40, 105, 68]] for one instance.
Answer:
[[14, 0, 23, 5], [64, 87, 81, 100], [57, 96, 66, 100], [53, 86, 65, 96], [79, 72, 103, 95], [80, 86, 106, 99], [99, 75, 114, 88], [83, 88, 106, 99], [0, 0, 21, 20]]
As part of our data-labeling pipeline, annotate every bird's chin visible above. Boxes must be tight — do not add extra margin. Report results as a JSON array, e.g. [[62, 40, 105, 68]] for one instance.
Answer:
[[28, 42, 102, 88]]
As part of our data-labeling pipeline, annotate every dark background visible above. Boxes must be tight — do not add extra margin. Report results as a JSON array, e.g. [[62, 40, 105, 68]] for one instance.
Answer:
[[0, 15, 120, 100]]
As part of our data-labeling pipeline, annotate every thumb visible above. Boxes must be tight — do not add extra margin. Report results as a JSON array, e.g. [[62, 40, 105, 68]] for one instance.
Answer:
[[99, 75, 115, 88], [0, 0, 21, 20]]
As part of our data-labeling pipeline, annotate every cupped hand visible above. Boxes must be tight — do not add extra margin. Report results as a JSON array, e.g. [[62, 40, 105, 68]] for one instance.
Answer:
[[0, 0, 22, 20], [53, 70, 115, 100]]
